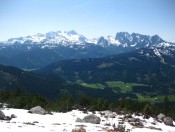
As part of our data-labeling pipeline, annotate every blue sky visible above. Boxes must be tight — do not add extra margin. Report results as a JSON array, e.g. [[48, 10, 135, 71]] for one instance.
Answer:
[[0, 0, 174, 41]]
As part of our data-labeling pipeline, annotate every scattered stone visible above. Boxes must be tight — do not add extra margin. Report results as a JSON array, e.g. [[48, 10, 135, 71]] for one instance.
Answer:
[[126, 118, 137, 122], [23, 122, 35, 125], [157, 113, 165, 121], [124, 114, 132, 119], [11, 121, 16, 123], [28, 106, 47, 115], [83, 114, 101, 124], [4, 116, 11, 121], [112, 123, 116, 129], [163, 117, 173, 126], [102, 127, 119, 132], [130, 122, 144, 128], [118, 117, 123, 120], [11, 114, 17, 118], [76, 114, 101, 124], [104, 123, 111, 126], [100, 112, 105, 116], [72, 127, 86, 132], [143, 114, 150, 119], [0, 110, 5, 120], [33, 121, 39, 124], [138, 113, 143, 116], [52, 123, 61, 125], [119, 121, 124, 124], [134, 112, 140, 116], [146, 126, 162, 131], [104, 110, 116, 118], [76, 117, 83, 122], [75, 125, 87, 127], [151, 121, 157, 125], [134, 112, 143, 116], [47, 112, 53, 115], [157, 119, 163, 123], [39, 125, 45, 128]]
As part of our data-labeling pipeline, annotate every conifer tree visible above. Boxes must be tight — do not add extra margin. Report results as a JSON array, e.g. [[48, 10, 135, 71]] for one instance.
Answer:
[[163, 96, 169, 114]]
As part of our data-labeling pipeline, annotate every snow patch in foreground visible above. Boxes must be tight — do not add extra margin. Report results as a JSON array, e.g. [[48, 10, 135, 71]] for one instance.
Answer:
[[0, 108, 175, 132]]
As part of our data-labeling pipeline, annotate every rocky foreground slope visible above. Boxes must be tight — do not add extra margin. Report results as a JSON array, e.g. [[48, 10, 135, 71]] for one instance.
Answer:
[[0, 106, 175, 132]]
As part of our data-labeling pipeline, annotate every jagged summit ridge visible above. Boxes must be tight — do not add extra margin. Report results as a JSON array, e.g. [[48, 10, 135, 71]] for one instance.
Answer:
[[1, 30, 174, 59], [2, 30, 167, 48]]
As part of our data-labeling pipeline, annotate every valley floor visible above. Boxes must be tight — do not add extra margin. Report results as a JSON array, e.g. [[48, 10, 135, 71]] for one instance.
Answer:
[[0, 108, 175, 132]]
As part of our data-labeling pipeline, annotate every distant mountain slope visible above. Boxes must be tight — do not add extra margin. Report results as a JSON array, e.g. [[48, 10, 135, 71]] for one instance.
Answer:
[[0, 30, 174, 69], [0, 64, 66, 99], [0, 64, 122, 101], [38, 48, 175, 96]]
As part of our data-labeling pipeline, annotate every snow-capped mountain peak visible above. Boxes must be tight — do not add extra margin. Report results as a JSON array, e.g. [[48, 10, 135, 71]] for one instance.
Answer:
[[150, 35, 164, 44], [95, 36, 120, 46], [97, 36, 108, 47], [0, 30, 174, 69], [2, 30, 174, 51], [67, 30, 78, 35], [4, 30, 87, 45]]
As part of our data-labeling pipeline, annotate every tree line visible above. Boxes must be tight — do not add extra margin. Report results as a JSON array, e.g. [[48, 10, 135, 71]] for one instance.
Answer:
[[0, 88, 174, 119]]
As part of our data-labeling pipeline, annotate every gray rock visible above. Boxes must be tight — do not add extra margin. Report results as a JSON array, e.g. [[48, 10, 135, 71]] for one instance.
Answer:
[[4, 116, 11, 121], [83, 114, 101, 124], [0, 110, 5, 120], [28, 106, 46, 115], [126, 118, 137, 122], [130, 121, 144, 127], [163, 117, 173, 126], [147, 126, 162, 131], [33, 121, 39, 124], [138, 113, 143, 116], [124, 114, 132, 119], [72, 127, 86, 132], [104, 110, 115, 118], [76, 117, 83, 122], [11, 114, 17, 118], [143, 114, 150, 119], [157, 113, 165, 121]]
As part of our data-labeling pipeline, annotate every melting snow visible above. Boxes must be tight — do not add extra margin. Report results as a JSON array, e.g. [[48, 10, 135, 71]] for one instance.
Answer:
[[107, 36, 120, 45], [123, 43, 128, 47], [157, 42, 172, 48], [154, 49, 161, 57], [130, 43, 137, 47], [87, 38, 99, 44], [1, 108, 174, 132]]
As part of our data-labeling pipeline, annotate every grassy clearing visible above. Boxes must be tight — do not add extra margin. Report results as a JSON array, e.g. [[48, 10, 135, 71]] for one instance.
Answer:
[[77, 80, 147, 92], [77, 81, 105, 89], [76, 80, 175, 102], [137, 94, 175, 102], [136, 94, 154, 102], [83, 83, 105, 89], [106, 81, 146, 93]]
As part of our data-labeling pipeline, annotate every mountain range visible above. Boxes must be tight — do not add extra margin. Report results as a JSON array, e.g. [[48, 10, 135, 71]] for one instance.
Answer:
[[0, 30, 175, 101], [0, 30, 174, 69]]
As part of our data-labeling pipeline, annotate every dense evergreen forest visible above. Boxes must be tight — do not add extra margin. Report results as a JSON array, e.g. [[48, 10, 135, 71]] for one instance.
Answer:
[[0, 89, 174, 119]]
